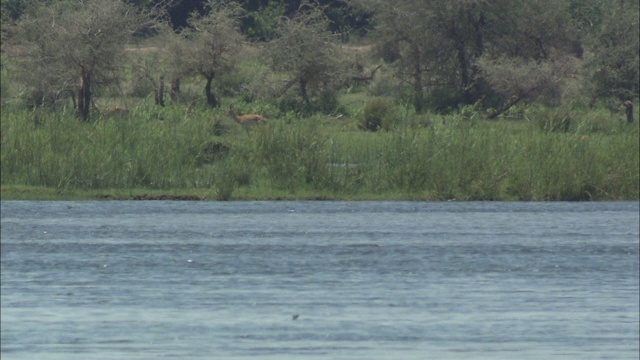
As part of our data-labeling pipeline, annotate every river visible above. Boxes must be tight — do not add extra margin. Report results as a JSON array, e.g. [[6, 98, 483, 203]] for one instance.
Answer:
[[1, 201, 638, 359]]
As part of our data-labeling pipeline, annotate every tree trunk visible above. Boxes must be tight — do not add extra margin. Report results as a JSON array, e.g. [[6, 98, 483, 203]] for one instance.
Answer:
[[170, 77, 180, 102], [300, 79, 311, 108], [155, 75, 165, 107], [204, 75, 219, 107], [77, 66, 91, 121], [623, 100, 634, 123], [412, 47, 424, 113], [70, 91, 77, 111], [457, 40, 472, 104], [472, 10, 485, 57]]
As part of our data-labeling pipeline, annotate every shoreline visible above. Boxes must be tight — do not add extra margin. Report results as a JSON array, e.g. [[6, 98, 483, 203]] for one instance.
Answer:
[[2, 185, 637, 202]]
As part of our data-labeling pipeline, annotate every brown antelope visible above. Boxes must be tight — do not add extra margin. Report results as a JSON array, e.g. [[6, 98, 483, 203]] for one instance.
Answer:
[[227, 108, 265, 127]]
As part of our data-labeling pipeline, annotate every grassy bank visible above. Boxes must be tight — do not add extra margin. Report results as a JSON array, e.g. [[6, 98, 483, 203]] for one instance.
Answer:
[[1, 101, 638, 201]]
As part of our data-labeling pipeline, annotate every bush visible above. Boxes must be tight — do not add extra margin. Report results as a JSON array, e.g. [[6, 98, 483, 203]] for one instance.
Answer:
[[359, 98, 396, 131], [315, 90, 342, 115], [425, 88, 460, 114]]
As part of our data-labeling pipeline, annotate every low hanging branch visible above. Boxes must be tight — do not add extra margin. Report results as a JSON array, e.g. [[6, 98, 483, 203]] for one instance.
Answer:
[[479, 55, 578, 120], [350, 64, 382, 84], [487, 92, 529, 120]]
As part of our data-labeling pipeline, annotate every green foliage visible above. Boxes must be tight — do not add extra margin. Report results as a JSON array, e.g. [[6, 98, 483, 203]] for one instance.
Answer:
[[6, 0, 153, 119], [252, 117, 330, 191], [265, 2, 354, 111], [359, 98, 396, 131], [212, 152, 252, 200], [425, 89, 460, 114], [586, 1, 640, 101], [177, 0, 246, 107], [1, 103, 213, 189], [532, 107, 574, 133], [1, 101, 637, 200], [273, 91, 343, 116], [243, 0, 285, 41], [1, 0, 638, 201]]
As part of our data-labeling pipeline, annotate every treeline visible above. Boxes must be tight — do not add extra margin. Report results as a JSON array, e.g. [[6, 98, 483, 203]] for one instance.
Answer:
[[1, 0, 638, 120], [1, 0, 371, 36]]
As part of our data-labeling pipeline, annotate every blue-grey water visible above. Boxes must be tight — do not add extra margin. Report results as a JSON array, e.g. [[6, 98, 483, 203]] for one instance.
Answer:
[[1, 201, 638, 359]]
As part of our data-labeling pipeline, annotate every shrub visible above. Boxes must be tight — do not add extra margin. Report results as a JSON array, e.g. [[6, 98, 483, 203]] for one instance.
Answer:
[[359, 98, 395, 131], [425, 88, 460, 114]]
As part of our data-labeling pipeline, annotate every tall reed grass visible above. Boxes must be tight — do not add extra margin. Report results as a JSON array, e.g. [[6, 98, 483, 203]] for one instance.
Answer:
[[1, 102, 638, 200]]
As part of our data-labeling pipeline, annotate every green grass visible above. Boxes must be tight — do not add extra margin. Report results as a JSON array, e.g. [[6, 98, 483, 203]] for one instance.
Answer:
[[1, 99, 638, 201]]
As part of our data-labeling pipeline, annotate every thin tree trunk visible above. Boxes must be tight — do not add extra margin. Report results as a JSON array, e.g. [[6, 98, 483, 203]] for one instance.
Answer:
[[300, 79, 311, 108], [204, 75, 219, 107], [155, 75, 165, 107], [70, 91, 77, 111], [170, 77, 180, 102], [457, 40, 472, 104], [472, 10, 485, 57], [412, 47, 424, 113], [77, 66, 91, 121], [623, 99, 634, 123]]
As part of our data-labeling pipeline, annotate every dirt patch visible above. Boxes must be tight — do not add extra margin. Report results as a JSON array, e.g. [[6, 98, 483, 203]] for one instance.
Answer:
[[124, 46, 166, 53], [341, 44, 373, 54]]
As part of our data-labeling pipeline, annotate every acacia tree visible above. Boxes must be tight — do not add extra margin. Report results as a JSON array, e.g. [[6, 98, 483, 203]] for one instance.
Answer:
[[128, 23, 183, 107], [368, 0, 435, 112], [359, 0, 498, 112], [355, 0, 581, 113], [8, 0, 161, 120], [265, 1, 353, 111], [178, 0, 244, 108], [478, 55, 582, 119], [586, 1, 639, 105], [475, 0, 583, 118]]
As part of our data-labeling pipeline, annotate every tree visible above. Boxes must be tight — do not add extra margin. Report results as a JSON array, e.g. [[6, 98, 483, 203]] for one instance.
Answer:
[[128, 23, 183, 106], [585, 1, 639, 103], [355, 0, 581, 113], [241, 0, 286, 41], [362, 0, 436, 112], [475, 0, 583, 118], [266, 1, 353, 111], [177, 0, 245, 108], [7, 0, 161, 120], [478, 55, 581, 119]]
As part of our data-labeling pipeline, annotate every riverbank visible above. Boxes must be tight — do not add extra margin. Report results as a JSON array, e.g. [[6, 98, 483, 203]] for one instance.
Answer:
[[2, 103, 638, 202], [1, 184, 637, 201], [0, 185, 445, 201]]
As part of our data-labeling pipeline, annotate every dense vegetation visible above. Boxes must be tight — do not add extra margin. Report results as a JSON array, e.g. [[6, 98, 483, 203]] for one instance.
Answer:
[[0, 0, 638, 200]]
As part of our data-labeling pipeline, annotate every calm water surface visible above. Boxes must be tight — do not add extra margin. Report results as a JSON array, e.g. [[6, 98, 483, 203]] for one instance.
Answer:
[[1, 201, 638, 359]]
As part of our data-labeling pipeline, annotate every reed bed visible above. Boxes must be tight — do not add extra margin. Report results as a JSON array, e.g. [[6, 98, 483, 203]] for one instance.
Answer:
[[1, 102, 638, 200]]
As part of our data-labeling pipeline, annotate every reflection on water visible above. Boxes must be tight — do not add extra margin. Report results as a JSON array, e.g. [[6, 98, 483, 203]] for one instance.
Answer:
[[1, 201, 639, 359]]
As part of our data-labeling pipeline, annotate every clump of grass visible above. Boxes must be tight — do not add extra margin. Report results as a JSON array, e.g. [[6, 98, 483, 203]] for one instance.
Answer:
[[528, 106, 573, 133], [252, 117, 330, 191]]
